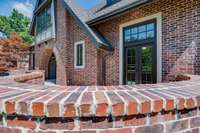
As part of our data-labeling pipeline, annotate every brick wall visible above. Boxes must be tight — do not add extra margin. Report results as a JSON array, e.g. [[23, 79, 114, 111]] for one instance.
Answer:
[[66, 14, 99, 86], [1, 108, 200, 133], [34, 0, 200, 85], [13, 70, 45, 84], [0, 70, 45, 85], [0, 75, 200, 132], [95, 0, 200, 84], [34, 0, 99, 86]]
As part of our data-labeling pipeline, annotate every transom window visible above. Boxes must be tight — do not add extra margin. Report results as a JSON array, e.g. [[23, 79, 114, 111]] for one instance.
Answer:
[[74, 41, 85, 68], [124, 21, 156, 43], [36, 4, 52, 34]]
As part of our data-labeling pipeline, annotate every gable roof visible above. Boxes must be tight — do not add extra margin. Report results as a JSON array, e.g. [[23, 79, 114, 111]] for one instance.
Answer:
[[62, 0, 113, 50], [30, 0, 150, 50]]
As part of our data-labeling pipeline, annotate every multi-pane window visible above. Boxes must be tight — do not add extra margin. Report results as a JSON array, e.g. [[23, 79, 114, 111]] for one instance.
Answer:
[[124, 22, 155, 43], [75, 41, 85, 68], [36, 4, 52, 34]]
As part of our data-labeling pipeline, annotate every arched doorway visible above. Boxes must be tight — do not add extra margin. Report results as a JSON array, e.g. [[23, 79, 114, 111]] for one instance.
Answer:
[[48, 53, 56, 83], [39, 47, 67, 85]]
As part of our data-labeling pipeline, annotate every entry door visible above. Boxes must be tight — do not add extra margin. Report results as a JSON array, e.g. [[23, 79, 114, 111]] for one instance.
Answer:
[[48, 54, 56, 80], [125, 45, 155, 84], [123, 19, 157, 85]]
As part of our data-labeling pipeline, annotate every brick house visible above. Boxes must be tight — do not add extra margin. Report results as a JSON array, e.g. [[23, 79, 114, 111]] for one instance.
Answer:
[[29, 0, 200, 86]]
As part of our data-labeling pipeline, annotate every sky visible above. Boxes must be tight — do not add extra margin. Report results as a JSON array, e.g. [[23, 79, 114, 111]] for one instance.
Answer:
[[0, 0, 101, 18]]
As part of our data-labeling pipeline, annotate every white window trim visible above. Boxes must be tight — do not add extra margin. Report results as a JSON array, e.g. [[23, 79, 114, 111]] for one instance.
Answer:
[[74, 41, 85, 69], [119, 12, 162, 85]]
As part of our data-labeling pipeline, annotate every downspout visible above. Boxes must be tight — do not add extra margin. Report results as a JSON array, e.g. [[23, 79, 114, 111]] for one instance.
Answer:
[[101, 50, 113, 85]]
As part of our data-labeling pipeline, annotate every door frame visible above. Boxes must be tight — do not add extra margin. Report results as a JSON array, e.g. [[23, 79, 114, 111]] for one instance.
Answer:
[[119, 13, 162, 85], [124, 43, 157, 84]]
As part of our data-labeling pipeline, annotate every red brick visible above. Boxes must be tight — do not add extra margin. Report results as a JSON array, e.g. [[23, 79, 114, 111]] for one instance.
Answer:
[[40, 118, 74, 130], [47, 92, 70, 117], [99, 128, 132, 133], [160, 89, 186, 110], [5, 92, 39, 114], [32, 92, 59, 116], [106, 92, 124, 116], [166, 119, 189, 132], [79, 117, 113, 129], [95, 92, 108, 116], [138, 90, 163, 112], [186, 98, 195, 109], [7, 116, 36, 129], [178, 108, 198, 119], [27, 130, 56, 133], [190, 117, 200, 128], [0, 126, 21, 133], [150, 111, 176, 124], [63, 92, 81, 117], [80, 92, 93, 116], [135, 124, 164, 133], [123, 114, 147, 127], [116, 91, 138, 115], [18, 91, 50, 114], [128, 91, 151, 113], [148, 90, 175, 110], [63, 131, 96, 133]]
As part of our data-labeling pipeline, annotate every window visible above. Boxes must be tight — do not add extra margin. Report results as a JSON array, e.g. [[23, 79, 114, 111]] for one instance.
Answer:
[[124, 21, 156, 43], [74, 41, 85, 68], [35, 1, 56, 44], [36, 4, 52, 34]]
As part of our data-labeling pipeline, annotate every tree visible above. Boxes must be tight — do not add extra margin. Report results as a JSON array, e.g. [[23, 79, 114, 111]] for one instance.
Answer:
[[0, 32, 29, 72], [0, 9, 33, 44]]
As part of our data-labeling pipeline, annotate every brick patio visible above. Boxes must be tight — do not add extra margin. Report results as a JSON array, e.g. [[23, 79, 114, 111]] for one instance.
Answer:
[[0, 72, 200, 132]]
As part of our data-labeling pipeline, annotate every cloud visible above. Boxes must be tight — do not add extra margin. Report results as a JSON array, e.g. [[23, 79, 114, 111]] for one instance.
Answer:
[[12, 0, 34, 18]]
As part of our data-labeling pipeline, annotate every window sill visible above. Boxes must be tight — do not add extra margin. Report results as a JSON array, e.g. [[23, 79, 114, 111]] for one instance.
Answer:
[[74, 66, 85, 69]]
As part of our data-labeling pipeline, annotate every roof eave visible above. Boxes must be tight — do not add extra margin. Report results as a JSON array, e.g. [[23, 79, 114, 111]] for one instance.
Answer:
[[61, 0, 113, 51], [86, 0, 150, 25], [98, 43, 114, 51]]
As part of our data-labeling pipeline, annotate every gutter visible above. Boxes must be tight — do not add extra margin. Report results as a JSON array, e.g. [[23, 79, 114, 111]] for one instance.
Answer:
[[86, 0, 150, 26], [101, 51, 113, 85]]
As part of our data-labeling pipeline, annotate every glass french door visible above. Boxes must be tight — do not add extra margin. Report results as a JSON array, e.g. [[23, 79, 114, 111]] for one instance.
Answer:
[[126, 47, 136, 85], [125, 45, 156, 84], [123, 19, 157, 85]]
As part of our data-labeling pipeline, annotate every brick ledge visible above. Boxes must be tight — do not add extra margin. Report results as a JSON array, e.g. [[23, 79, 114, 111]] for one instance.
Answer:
[[0, 79, 199, 118]]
